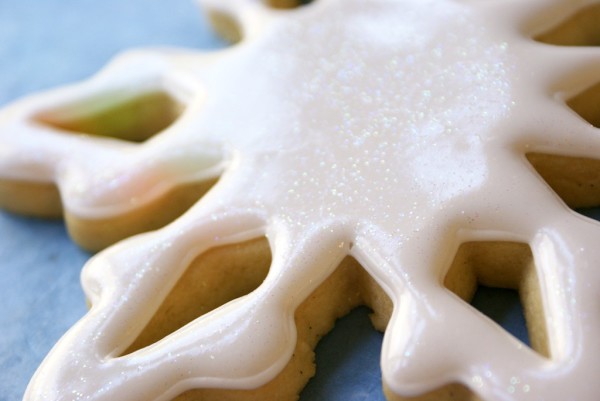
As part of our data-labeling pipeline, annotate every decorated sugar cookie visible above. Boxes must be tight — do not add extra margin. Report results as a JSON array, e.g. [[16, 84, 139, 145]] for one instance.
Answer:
[[2, 0, 600, 400]]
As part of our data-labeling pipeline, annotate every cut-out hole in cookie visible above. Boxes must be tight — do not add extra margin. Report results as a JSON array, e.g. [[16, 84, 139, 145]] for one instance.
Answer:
[[535, 3, 600, 46], [206, 1, 314, 43], [35, 90, 183, 143], [578, 206, 600, 221], [265, 0, 315, 9], [206, 10, 243, 43], [565, 81, 600, 128], [122, 237, 271, 355], [471, 286, 529, 346], [444, 241, 550, 358], [299, 306, 384, 400], [527, 153, 600, 209]]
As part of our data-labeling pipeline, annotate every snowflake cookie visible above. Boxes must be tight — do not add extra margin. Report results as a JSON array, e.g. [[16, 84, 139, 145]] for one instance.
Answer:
[[2, 0, 600, 400]]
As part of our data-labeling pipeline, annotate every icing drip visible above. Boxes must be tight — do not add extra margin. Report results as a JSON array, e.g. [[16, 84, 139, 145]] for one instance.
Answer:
[[2, 0, 600, 399]]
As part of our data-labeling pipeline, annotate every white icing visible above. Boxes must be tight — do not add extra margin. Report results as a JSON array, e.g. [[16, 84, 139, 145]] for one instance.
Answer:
[[2, 0, 600, 399]]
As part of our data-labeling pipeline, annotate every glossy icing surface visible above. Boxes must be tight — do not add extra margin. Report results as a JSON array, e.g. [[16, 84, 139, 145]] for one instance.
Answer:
[[2, 0, 600, 399]]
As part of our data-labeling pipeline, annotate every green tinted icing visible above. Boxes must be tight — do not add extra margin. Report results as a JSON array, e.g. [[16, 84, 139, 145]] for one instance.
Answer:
[[38, 91, 182, 143]]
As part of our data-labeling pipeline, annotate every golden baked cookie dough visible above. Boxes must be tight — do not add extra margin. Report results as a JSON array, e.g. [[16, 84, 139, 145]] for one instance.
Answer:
[[4, 0, 600, 400]]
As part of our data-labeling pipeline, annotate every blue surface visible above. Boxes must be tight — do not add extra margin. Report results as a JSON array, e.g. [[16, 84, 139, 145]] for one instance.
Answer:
[[0, 214, 89, 401], [301, 307, 386, 401], [0, 1, 534, 400]]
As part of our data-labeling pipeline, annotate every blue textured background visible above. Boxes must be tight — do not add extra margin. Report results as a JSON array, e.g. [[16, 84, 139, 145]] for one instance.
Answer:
[[0, 1, 533, 400]]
